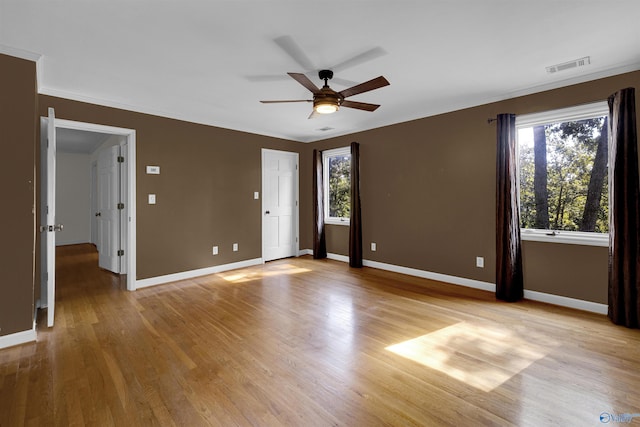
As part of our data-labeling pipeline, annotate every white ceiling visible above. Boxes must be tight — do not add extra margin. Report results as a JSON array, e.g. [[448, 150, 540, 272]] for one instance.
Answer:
[[56, 128, 112, 154], [2, 1, 639, 143]]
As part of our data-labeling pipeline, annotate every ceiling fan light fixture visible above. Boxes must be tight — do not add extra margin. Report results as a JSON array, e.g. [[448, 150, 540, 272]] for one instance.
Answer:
[[314, 101, 339, 114]]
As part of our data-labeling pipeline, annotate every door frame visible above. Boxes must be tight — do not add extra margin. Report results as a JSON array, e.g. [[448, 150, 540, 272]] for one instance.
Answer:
[[261, 148, 299, 261], [42, 117, 137, 291]]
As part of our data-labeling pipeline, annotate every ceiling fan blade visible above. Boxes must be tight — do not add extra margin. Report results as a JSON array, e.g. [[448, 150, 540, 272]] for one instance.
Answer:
[[274, 36, 315, 71], [260, 100, 311, 103], [330, 47, 387, 73], [308, 110, 321, 119], [288, 73, 321, 94], [339, 76, 390, 99], [341, 100, 381, 112]]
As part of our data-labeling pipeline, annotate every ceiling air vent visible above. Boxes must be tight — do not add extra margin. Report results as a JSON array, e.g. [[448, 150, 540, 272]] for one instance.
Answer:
[[316, 127, 335, 132], [546, 56, 590, 74]]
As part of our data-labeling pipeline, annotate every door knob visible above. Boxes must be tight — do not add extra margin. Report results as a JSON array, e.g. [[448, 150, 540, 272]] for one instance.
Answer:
[[265, 210, 270, 215], [95, 212, 101, 217], [40, 224, 64, 232]]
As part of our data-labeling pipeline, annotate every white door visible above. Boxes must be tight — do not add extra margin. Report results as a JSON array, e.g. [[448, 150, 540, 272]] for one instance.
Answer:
[[91, 161, 98, 246], [97, 145, 120, 273], [262, 149, 299, 261], [41, 108, 59, 327]]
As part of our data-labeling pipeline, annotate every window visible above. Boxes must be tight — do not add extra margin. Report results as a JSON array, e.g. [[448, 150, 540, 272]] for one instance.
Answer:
[[323, 147, 351, 225], [516, 102, 609, 246]]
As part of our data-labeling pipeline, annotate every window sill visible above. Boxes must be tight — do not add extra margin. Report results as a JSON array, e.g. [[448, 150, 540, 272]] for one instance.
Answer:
[[520, 229, 608, 247], [325, 219, 350, 226]]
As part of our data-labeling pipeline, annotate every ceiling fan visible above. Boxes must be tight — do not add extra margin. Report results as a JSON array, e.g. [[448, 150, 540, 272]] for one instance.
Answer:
[[260, 70, 390, 118]]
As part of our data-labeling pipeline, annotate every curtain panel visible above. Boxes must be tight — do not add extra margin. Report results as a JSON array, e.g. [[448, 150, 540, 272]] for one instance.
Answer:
[[349, 142, 363, 268], [495, 113, 524, 302], [607, 87, 640, 328], [313, 149, 327, 259]]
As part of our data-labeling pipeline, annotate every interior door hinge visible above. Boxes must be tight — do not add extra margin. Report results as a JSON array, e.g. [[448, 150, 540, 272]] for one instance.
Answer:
[[117, 156, 125, 163], [117, 249, 124, 256], [117, 203, 125, 210]]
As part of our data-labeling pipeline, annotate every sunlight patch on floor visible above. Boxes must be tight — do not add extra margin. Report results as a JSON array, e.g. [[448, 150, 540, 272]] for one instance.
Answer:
[[220, 264, 311, 283], [386, 321, 558, 392]]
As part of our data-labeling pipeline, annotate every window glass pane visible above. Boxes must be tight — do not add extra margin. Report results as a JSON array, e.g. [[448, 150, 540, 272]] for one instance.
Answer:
[[518, 115, 608, 233], [328, 153, 351, 219]]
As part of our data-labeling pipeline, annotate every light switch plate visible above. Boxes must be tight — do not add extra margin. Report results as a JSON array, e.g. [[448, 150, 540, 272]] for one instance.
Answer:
[[254, 192, 259, 200], [148, 194, 156, 204], [212, 246, 218, 255], [476, 256, 484, 268], [146, 166, 160, 174], [233, 243, 238, 252]]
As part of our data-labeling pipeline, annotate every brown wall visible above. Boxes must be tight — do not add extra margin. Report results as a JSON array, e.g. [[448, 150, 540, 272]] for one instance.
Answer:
[[307, 71, 640, 304], [0, 54, 37, 336], [38, 95, 305, 280]]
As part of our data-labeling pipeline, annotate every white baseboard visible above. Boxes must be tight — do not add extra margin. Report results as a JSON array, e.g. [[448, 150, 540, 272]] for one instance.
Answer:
[[327, 253, 350, 263], [524, 290, 607, 314], [362, 258, 496, 292], [0, 327, 37, 350], [298, 249, 313, 256], [311, 251, 607, 315], [136, 258, 264, 289]]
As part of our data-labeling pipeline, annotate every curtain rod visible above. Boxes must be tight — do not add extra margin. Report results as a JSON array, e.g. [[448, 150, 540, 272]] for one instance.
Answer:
[[487, 117, 497, 124]]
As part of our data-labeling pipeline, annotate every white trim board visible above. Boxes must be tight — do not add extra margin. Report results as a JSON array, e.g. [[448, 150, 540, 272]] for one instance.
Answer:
[[0, 327, 37, 350], [314, 251, 608, 315], [136, 258, 264, 289], [523, 290, 607, 315], [327, 253, 349, 263], [362, 258, 496, 292]]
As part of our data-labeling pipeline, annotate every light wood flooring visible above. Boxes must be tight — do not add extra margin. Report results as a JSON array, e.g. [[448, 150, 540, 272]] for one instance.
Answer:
[[1, 244, 640, 426]]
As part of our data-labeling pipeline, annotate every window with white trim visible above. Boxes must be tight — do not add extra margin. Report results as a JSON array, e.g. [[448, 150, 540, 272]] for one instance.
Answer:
[[516, 102, 609, 246], [323, 147, 351, 225]]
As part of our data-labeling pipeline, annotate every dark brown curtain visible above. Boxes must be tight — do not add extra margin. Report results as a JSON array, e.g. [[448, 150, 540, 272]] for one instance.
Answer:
[[313, 149, 327, 259], [349, 142, 363, 267], [496, 113, 524, 302], [607, 88, 640, 328]]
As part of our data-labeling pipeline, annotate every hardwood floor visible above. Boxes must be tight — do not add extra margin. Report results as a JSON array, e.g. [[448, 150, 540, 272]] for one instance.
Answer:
[[2, 244, 640, 426]]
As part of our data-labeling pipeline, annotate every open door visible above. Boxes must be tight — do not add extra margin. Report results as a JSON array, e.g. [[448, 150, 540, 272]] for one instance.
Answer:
[[97, 145, 121, 273], [40, 107, 62, 327]]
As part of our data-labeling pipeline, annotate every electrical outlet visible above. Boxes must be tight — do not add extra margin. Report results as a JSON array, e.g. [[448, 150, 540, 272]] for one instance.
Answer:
[[476, 256, 484, 268], [212, 246, 218, 255], [233, 243, 238, 252], [371, 242, 377, 251]]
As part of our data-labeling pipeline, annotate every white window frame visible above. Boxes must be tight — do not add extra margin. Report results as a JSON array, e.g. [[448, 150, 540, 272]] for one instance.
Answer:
[[516, 101, 609, 247], [323, 146, 351, 226]]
